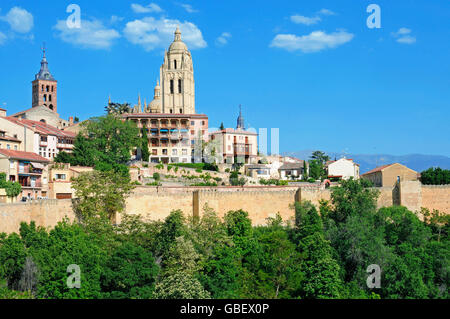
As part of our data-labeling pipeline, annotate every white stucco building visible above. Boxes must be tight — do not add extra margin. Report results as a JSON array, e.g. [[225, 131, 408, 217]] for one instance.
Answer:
[[326, 158, 360, 180]]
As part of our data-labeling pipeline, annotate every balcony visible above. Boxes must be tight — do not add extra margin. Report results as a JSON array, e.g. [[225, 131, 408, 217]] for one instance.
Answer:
[[18, 165, 43, 175], [233, 144, 252, 156]]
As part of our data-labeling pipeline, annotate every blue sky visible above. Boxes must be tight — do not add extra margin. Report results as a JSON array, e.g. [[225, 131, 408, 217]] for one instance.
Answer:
[[0, 0, 449, 156]]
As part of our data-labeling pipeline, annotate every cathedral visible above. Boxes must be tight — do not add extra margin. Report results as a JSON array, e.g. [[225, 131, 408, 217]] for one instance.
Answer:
[[128, 27, 196, 115], [123, 27, 209, 164]]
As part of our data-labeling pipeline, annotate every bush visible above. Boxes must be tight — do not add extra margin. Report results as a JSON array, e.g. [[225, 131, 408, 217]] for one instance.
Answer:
[[230, 177, 246, 186], [195, 168, 202, 173], [153, 173, 161, 181], [146, 182, 161, 186], [308, 178, 316, 183]]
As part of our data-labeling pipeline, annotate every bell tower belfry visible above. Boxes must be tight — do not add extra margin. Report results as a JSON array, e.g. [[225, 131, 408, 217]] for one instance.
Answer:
[[160, 27, 195, 114], [32, 44, 58, 112]]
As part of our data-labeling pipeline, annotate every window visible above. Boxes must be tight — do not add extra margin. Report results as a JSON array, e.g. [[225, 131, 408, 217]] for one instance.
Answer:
[[49, 95, 52, 102], [170, 80, 174, 94], [42, 85, 44, 92], [51, 86, 54, 92], [56, 174, 66, 180], [191, 130, 194, 135], [7, 144, 10, 150], [152, 149, 158, 155], [162, 149, 168, 155], [43, 94, 47, 102], [10, 160, 14, 169], [14, 145, 17, 150], [202, 121, 205, 125], [46, 85, 50, 92], [179, 108, 183, 113], [172, 149, 178, 155], [174, 60, 177, 69], [191, 121, 194, 125], [178, 79, 182, 93], [182, 149, 187, 156]]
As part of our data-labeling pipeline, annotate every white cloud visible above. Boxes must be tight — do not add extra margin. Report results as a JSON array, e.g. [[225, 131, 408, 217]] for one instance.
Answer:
[[270, 30, 354, 53], [131, 3, 163, 14], [53, 19, 120, 50], [396, 36, 416, 44], [392, 27, 411, 36], [123, 17, 206, 51], [216, 32, 232, 46], [180, 4, 199, 13], [110, 15, 125, 24], [0, 31, 6, 44], [318, 9, 336, 16], [1, 7, 34, 33], [391, 27, 416, 44], [290, 15, 321, 25]]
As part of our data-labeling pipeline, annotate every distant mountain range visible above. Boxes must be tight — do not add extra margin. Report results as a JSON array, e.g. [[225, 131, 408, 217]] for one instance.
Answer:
[[283, 150, 450, 174]]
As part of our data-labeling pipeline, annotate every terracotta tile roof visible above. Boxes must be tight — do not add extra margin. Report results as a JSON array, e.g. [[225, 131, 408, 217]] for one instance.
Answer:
[[0, 149, 49, 162], [0, 136, 21, 143], [5, 117, 76, 138], [361, 164, 393, 176]]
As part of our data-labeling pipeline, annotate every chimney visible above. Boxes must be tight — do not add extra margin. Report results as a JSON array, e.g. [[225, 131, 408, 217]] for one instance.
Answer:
[[69, 116, 74, 126], [0, 107, 6, 117]]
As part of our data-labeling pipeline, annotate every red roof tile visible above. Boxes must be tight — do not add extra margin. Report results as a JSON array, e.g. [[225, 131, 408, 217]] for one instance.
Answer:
[[0, 149, 49, 162], [361, 164, 393, 176], [5, 117, 76, 138]]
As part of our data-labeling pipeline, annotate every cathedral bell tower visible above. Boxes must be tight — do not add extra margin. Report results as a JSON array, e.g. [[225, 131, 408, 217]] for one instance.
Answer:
[[160, 27, 195, 114], [32, 44, 57, 112]]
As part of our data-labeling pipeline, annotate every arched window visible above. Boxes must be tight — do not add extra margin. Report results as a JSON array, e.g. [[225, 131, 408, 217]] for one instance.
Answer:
[[41, 85, 44, 92], [40, 119, 46, 123], [49, 95, 52, 102], [170, 80, 174, 94], [51, 86, 54, 92], [179, 108, 183, 113], [46, 85, 50, 92], [174, 60, 177, 69], [178, 79, 182, 93], [49, 104, 54, 110], [43, 94, 47, 102], [170, 109, 173, 114]]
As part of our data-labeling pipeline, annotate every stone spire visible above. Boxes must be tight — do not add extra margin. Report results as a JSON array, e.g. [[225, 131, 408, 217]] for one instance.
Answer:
[[237, 105, 245, 130]]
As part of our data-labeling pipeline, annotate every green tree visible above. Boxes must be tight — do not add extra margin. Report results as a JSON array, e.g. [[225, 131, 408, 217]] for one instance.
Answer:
[[293, 202, 344, 299], [154, 236, 210, 299], [420, 167, 450, 185], [71, 170, 135, 224], [105, 102, 131, 115], [0, 173, 22, 198], [141, 128, 150, 162], [101, 241, 159, 299]]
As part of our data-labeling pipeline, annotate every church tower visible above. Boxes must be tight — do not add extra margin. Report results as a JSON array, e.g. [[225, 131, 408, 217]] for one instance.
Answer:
[[160, 27, 195, 114], [32, 45, 57, 112]]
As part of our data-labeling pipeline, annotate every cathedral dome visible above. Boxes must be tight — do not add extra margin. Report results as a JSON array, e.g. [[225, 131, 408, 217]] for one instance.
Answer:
[[149, 98, 161, 112], [168, 27, 189, 52]]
